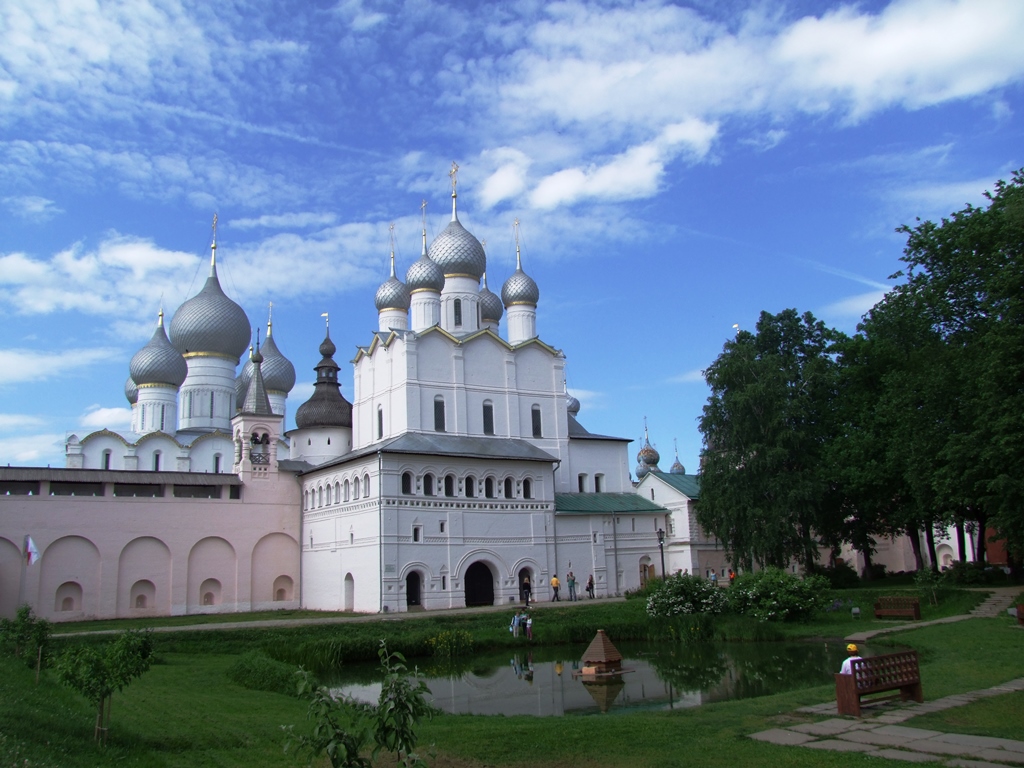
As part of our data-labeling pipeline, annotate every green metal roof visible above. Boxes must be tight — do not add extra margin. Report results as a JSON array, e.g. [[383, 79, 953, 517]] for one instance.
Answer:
[[555, 492, 668, 514], [649, 471, 700, 499]]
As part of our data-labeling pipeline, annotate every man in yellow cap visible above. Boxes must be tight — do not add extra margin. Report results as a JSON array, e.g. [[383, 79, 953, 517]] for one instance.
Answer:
[[840, 643, 862, 675]]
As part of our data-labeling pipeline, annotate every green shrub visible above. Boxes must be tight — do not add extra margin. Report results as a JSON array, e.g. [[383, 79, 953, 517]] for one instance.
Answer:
[[425, 629, 473, 660], [0, 605, 51, 669], [624, 579, 663, 601], [728, 568, 830, 622], [942, 561, 1009, 585], [645, 574, 726, 619], [807, 561, 861, 589], [226, 651, 298, 695]]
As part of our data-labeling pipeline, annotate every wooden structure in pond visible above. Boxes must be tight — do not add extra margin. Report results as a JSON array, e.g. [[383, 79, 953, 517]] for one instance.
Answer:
[[577, 629, 630, 678]]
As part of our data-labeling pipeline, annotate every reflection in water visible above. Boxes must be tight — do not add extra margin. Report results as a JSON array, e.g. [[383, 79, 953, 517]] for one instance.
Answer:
[[329, 640, 869, 717]]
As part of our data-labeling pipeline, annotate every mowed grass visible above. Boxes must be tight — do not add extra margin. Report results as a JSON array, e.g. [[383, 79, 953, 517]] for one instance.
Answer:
[[2, 586, 1020, 768]]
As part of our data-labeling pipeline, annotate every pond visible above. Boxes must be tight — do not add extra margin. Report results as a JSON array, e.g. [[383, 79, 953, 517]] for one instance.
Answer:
[[329, 639, 883, 716]]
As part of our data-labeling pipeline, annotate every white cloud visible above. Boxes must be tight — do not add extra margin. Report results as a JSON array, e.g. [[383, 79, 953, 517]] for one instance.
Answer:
[[668, 369, 707, 384], [0, 432, 66, 465], [0, 414, 46, 431], [80, 406, 132, 430], [229, 212, 339, 230], [820, 290, 888, 320], [0, 348, 119, 385], [567, 387, 605, 412], [3, 195, 62, 221]]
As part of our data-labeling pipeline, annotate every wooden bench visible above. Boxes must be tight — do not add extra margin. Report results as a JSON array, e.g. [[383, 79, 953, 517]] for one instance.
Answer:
[[835, 651, 923, 717], [873, 596, 921, 620]]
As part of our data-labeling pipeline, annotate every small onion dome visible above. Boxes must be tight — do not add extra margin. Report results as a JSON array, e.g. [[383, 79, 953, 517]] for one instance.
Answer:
[[501, 243, 539, 307], [566, 391, 581, 416], [125, 377, 138, 405], [637, 440, 660, 467], [670, 457, 686, 474], [428, 219, 486, 279], [375, 255, 410, 311], [238, 331, 295, 396], [635, 462, 652, 479], [478, 272, 503, 323], [130, 312, 188, 388], [169, 259, 250, 361], [294, 331, 353, 429], [406, 228, 445, 292]]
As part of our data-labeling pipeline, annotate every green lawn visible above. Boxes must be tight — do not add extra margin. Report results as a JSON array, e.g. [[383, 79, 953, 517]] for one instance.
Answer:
[[3, 587, 1020, 768]]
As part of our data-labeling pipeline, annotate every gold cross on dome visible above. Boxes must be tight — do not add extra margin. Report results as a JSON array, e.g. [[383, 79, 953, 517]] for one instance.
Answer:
[[449, 161, 459, 194]]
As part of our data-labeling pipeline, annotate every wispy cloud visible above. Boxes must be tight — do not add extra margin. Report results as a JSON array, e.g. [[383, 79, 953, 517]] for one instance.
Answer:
[[0, 348, 120, 385], [80, 406, 132, 430], [3, 195, 62, 221], [668, 369, 707, 384], [0, 432, 66, 465], [229, 212, 339, 230]]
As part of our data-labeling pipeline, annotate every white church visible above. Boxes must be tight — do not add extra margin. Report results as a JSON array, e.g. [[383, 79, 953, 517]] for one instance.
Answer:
[[0, 170, 723, 622]]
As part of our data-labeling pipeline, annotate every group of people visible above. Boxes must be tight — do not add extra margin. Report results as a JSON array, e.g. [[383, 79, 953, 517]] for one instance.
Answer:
[[549, 572, 595, 601], [510, 609, 533, 640]]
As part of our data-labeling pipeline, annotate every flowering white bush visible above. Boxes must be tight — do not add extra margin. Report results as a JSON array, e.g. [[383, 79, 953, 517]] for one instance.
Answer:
[[645, 574, 727, 619], [727, 568, 830, 622]]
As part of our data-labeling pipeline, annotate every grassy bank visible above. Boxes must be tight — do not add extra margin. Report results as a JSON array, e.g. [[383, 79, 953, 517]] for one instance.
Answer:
[[3, 587, 1016, 767]]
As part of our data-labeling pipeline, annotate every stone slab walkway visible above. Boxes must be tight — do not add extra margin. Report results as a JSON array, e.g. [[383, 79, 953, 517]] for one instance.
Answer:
[[750, 677, 1024, 766]]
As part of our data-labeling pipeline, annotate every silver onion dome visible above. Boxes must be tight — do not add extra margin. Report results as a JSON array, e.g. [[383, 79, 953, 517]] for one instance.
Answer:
[[125, 376, 138, 405], [130, 313, 188, 388], [479, 272, 503, 323], [169, 259, 250, 361], [407, 229, 445, 293], [670, 457, 686, 474], [428, 218, 486, 279], [637, 442, 660, 467], [501, 240, 539, 306], [238, 331, 296, 398], [566, 391, 581, 416], [635, 462, 652, 479], [375, 254, 410, 311]]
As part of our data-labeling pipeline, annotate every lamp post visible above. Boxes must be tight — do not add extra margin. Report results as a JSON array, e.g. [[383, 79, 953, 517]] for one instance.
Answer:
[[657, 528, 666, 579]]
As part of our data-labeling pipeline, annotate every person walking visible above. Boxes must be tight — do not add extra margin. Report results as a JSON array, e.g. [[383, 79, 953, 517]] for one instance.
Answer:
[[525, 613, 533, 640], [550, 574, 560, 601], [728, 568, 736, 587], [522, 576, 531, 607], [567, 572, 577, 601], [586, 574, 595, 599]]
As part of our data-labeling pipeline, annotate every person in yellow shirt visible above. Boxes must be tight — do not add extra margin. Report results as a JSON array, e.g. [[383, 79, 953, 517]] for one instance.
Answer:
[[550, 575, 561, 600]]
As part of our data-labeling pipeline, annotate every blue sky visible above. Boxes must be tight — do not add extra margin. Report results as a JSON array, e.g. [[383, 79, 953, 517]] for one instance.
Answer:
[[1, 0, 1022, 473]]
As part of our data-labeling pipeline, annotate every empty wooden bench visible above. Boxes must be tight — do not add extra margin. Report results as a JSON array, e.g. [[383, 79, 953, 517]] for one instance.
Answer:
[[835, 650, 923, 717], [874, 596, 921, 620]]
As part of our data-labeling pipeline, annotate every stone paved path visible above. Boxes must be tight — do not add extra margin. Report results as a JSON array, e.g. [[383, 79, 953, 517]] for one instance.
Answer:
[[751, 677, 1024, 766]]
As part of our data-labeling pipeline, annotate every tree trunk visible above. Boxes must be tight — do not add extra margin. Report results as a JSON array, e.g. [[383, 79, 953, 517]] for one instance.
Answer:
[[907, 523, 925, 571], [975, 510, 989, 566], [956, 519, 967, 563], [925, 522, 939, 572], [95, 700, 104, 744], [860, 547, 875, 581]]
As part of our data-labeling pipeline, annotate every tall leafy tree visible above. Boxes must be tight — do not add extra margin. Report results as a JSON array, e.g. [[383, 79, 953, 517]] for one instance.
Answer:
[[698, 309, 846, 571], [894, 170, 1024, 562]]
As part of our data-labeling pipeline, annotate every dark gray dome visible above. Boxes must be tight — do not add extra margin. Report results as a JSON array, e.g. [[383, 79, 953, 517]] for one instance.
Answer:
[[670, 457, 686, 474], [169, 263, 250, 361], [294, 331, 353, 429], [375, 274, 410, 311], [130, 315, 188, 388], [501, 267, 539, 306], [125, 376, 138, 405], [479, 273, 503, 323], [637, 441, 660, 467], [428, 218, 486, 279], [238, 333, 295, 396], [635, 462, 652, 479]]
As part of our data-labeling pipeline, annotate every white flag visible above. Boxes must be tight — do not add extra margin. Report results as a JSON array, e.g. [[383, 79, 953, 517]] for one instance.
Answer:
[[24, 535, 39, 566]]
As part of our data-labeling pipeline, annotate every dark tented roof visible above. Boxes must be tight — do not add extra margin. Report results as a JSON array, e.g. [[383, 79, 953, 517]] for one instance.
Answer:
[[567, 414, 630, 442]]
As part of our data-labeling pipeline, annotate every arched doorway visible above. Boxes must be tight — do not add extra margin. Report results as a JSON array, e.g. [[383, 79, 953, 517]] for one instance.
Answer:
[[464, 561, 494, 607], [518, 568, 532, 602], [344, 573, 355, 611], [406, 572, 421, 609]]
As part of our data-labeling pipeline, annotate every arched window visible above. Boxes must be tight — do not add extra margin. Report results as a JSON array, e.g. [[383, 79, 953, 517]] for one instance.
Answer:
[[209, 391, 215, 418], [504, 477, 514, 498], [354, 476, 360, 498], [304, 490, 309, 510], [523, 478, 533, 499], [326, 485, 332, 505], [444, 474, 455, 497], [485, 477, 495, 499], [160, 404, 166, 431], [335, 481, 340, 501], [213, 454, 221, 473], [344, 480, 350, 501], [482, 400, 494, 435], [152, 450, 161, 471], [453, 298, 462, 327], [102, 450, 112, 470], [318, 486, 323, 507], [402, 472, 413, 495], [377, 406, 384, 439], [434, 396, 445, 432], [363, 474, 370, 497], [465, 476, 475, 498], [595, 473, 604, 493], [531, 404, 542, 438], [423, 474, 435, 496]]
